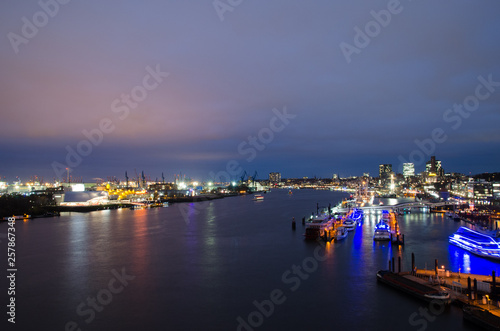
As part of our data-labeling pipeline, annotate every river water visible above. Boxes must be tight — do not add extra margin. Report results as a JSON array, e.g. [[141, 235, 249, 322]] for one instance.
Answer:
[[1, 189, 493, 330]]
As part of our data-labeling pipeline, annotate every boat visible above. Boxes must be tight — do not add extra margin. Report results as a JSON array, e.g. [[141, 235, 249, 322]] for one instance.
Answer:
[[334, 226, 348, 241], [373, 220, 391, 241], [474, 226, 500, 238], [377, 270, 451, 304], [2, 214, 31, 220], [463, 305, 500, 330], [304, 215, 334, 240], [381, 210, 391, 222], [350, 209, 364, 223], [449, 227, 500, 260], [288, 190, 293, 195], [446, 212, 461, 222], [253, 195, 264, 201], [342, 218, 357, 231]]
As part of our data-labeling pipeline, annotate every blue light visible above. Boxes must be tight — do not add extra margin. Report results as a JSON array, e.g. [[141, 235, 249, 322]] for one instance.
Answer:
[[449, 227, 500, 260]]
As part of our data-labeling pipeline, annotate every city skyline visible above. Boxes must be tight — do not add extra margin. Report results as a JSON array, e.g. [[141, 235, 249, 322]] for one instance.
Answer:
[[1, 1, 500, 181]]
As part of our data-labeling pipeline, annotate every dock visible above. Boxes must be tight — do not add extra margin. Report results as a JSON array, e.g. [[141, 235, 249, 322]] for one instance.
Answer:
[[387, 211, 405, 245], [383, 254, 500, 330]]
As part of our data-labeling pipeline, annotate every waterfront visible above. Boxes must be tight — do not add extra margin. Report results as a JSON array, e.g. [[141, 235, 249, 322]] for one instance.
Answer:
[[1, 189, 489, 330]]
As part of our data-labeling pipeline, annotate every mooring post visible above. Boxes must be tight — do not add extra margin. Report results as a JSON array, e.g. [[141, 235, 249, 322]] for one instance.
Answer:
[[467, 277, 472, 298], [392, 257, 395, 273], [411, 253, 415, 275], [435, 259, 438, 276], [292, 219, 296, 230], [493, 271, 496, 295], [389, 260, 391, 272], [474, 278, 478, 300], [398, 256, 401, 273]]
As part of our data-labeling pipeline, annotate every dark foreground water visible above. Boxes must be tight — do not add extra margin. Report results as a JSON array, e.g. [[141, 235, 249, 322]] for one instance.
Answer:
[[1, 189, 494, 330]]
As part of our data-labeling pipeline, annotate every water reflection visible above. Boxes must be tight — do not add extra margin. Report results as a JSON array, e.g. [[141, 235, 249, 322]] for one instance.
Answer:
[[448, 244, 499, 276]]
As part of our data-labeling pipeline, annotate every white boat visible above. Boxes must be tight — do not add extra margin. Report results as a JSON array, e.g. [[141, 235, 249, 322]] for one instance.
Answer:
[[334, 226, 348, 241], [343, 218, 357, 231], [253, 195, 264, 201], [304, 215, 334, 240], [381, 210, 391, 222], [473, 226, 500, 238], [374, 221, 391, 241], [350, 209, 364, 222], [449, 227, 500, 259]]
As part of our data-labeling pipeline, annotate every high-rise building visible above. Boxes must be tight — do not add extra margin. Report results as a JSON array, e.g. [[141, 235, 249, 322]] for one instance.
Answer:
[[426, 156, 444, 177], [363, 173, 370, 178], [379, 164, 392, 178], [403, 163, 415, 178], [269, 172, 281, 184]]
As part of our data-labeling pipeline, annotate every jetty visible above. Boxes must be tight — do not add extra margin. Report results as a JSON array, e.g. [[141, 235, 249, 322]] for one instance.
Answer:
[[380, 254, 500, 330]]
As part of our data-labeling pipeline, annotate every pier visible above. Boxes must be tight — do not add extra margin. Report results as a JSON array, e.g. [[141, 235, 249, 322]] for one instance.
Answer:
[[382, 254, 500, 330]]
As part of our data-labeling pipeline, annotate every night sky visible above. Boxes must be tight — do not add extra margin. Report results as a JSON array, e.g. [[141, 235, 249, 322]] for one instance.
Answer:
[[1, 0, 499, 182]]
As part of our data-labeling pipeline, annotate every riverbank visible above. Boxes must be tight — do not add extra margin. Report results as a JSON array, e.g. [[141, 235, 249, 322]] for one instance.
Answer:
[[0, 192, 251, 218]]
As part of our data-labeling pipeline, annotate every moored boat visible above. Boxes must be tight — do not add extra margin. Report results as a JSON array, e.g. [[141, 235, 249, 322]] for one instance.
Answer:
[[374, 220, 391, 241], [304, 215, 334, 240], [343, 218, 357, 231], [449, 226, 500, 260], [472, 225, 500, 238], [253, 195, 264, 201], [377, 270, 451, 304], [334, 226, 348, 241], [3, 214, 31, 220]]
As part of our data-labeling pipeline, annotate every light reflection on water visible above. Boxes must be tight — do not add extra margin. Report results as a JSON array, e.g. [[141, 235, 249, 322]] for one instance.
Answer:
[[4, 190, 484, 330]]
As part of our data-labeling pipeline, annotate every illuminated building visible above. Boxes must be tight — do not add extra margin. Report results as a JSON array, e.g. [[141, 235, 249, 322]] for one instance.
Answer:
[[425, 156, 444, 177], [379, 164, 392, 179], [269, 172, 281, 184], [493, 182, 500, 200], [467, 180, 493, 204], [60, 191, 109, 206], [403, 163, 415, 178]]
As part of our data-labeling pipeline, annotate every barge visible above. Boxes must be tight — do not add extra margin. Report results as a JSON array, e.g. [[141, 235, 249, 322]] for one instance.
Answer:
[[377, 270, 451, 305]]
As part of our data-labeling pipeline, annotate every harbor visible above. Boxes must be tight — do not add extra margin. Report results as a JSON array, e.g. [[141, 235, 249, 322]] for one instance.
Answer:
[[2, 188, 496, 330], [296, 193, 500, 329], [380, 255, 500, 330]]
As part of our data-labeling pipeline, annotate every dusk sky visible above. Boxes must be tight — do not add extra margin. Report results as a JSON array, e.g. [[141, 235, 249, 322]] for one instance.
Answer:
[[1, 0, 499, 182]]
